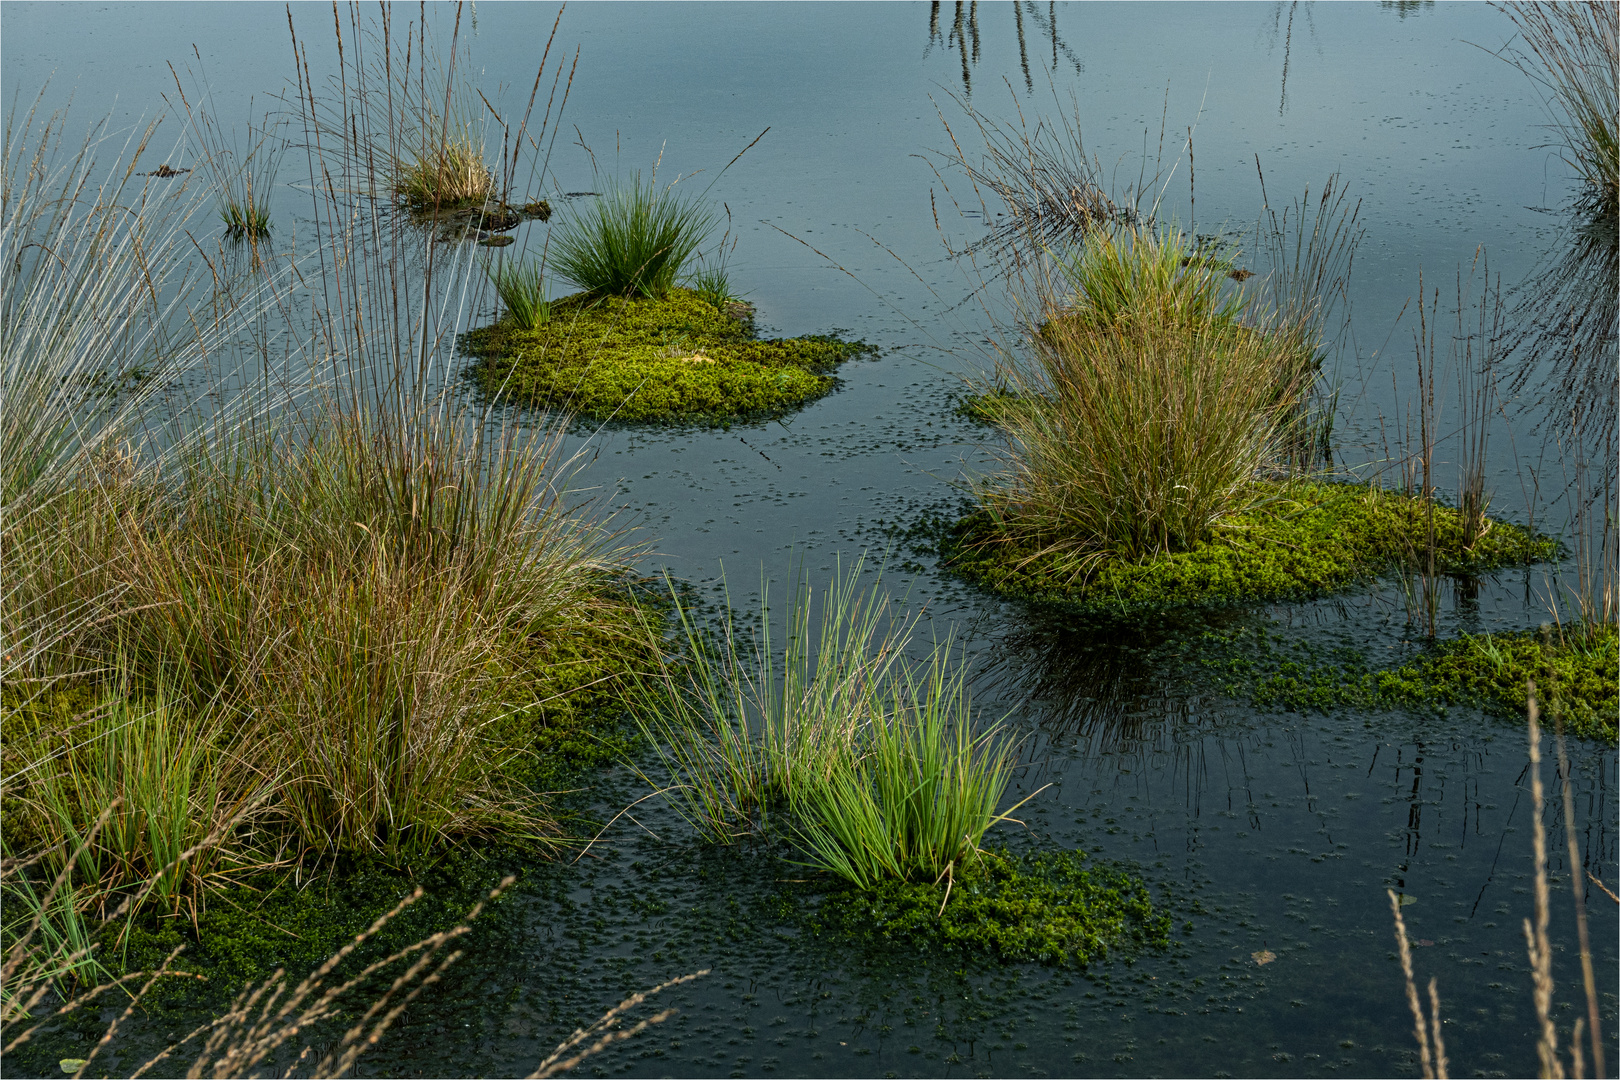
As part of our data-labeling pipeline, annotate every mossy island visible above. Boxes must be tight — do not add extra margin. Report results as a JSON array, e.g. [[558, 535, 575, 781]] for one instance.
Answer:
[[944, 478, 1555, 616], [461, 287, 872, 425]]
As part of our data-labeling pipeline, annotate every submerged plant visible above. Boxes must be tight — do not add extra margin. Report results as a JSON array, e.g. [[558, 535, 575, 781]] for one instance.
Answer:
[[551, 174, 717, 299]]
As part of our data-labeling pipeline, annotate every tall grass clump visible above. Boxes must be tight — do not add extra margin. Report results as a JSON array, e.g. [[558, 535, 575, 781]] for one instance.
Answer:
[[12, 406, 633, 861], [633, 561, 903, 843], [978, 224, 1308, 572], [25, 690, 276, 921], [789, 650, 1026, 890], [551, 173, 717, 299], [167, 63, 286, 241], [394, 128, 492, 212], [486, 256, 552, 330], [1, 90, 248, 697], [634, 559, 1028, 887]]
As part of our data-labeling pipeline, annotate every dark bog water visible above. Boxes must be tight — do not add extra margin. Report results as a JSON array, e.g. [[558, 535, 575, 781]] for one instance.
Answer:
[[3, 3, 1614, 1077]]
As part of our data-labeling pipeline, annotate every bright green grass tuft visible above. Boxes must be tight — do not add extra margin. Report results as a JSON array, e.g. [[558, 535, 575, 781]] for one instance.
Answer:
[[461, 288, 871, 425], [484, 257, 551, 330], [550, 175, 716, 299], [789, 653, 1025, 889], [944, 479, 1556, 615], [806, 849, 1171, 966], [220, 199, 272, 239]]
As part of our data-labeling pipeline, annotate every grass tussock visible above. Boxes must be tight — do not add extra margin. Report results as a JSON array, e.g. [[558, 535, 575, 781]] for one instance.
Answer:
[[486, 256, 552, 330], [974, 224, 1317, 568], [462, 288, 870, 425], [167, 68, 286, 241], [790, 652, 1025, 890], [394, 129, 493, 212], [7, 411, 640, 862], [633, 560, 1031, 890], [551, 174, 717, 299]]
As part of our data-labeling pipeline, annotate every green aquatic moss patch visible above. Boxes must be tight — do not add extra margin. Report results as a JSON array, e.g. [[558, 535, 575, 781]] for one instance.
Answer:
[[943, 480, 1555, 615], [489, 586, 661, 791], [1378, 625, 1617, 742], [954, 388, 1026, 426], [1202, 623, 1617, 743], [808, 849, 1170, 966], [462, 288, 872, 424]]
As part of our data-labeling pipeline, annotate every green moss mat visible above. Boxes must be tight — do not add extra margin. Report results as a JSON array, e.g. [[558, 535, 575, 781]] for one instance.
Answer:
[[461, 288, 872, 425], [1205, 624, 1618, 743], [801, 849, 1170, 966], [943, 480, 1556, 615]]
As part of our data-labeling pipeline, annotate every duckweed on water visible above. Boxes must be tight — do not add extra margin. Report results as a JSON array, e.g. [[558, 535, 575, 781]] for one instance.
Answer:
[[461, 288, 872, 424], [1203, 623, 1618, 743], [805, 850, 1170, 966], [943, 479, 1555, 615]]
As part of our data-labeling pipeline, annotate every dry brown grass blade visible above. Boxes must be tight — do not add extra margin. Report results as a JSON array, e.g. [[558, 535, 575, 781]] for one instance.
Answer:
[[1389, 887, 1441, 1079], [1554, 722, 1606, 1078], [1523, 683, 1565, 1080], [1426, 977, 1450, 1080], [528, 970, 710, 1079]]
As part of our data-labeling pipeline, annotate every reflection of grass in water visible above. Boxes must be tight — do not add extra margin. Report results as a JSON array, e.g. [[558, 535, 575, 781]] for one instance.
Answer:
[[1498, 1, 1618, 459], [1502, 1, 1617, 218]]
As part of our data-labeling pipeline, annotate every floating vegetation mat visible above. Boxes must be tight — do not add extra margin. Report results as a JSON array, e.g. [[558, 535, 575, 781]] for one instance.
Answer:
[[1202, 622, 1619, 743], [798, 849, 1171, 966], [462, 288, 872, 425], [942, 480, 1556, 616]]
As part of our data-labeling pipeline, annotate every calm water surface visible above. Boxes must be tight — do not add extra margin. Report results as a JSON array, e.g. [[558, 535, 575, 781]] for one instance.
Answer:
[[3, 3, 1614, 1077]]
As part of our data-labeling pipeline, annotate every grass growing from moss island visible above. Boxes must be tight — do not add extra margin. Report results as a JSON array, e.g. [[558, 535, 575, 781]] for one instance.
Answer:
[[462, 288, 872, 425], [944, 479, 1555, 615], [803, 849, 1170, 966]]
